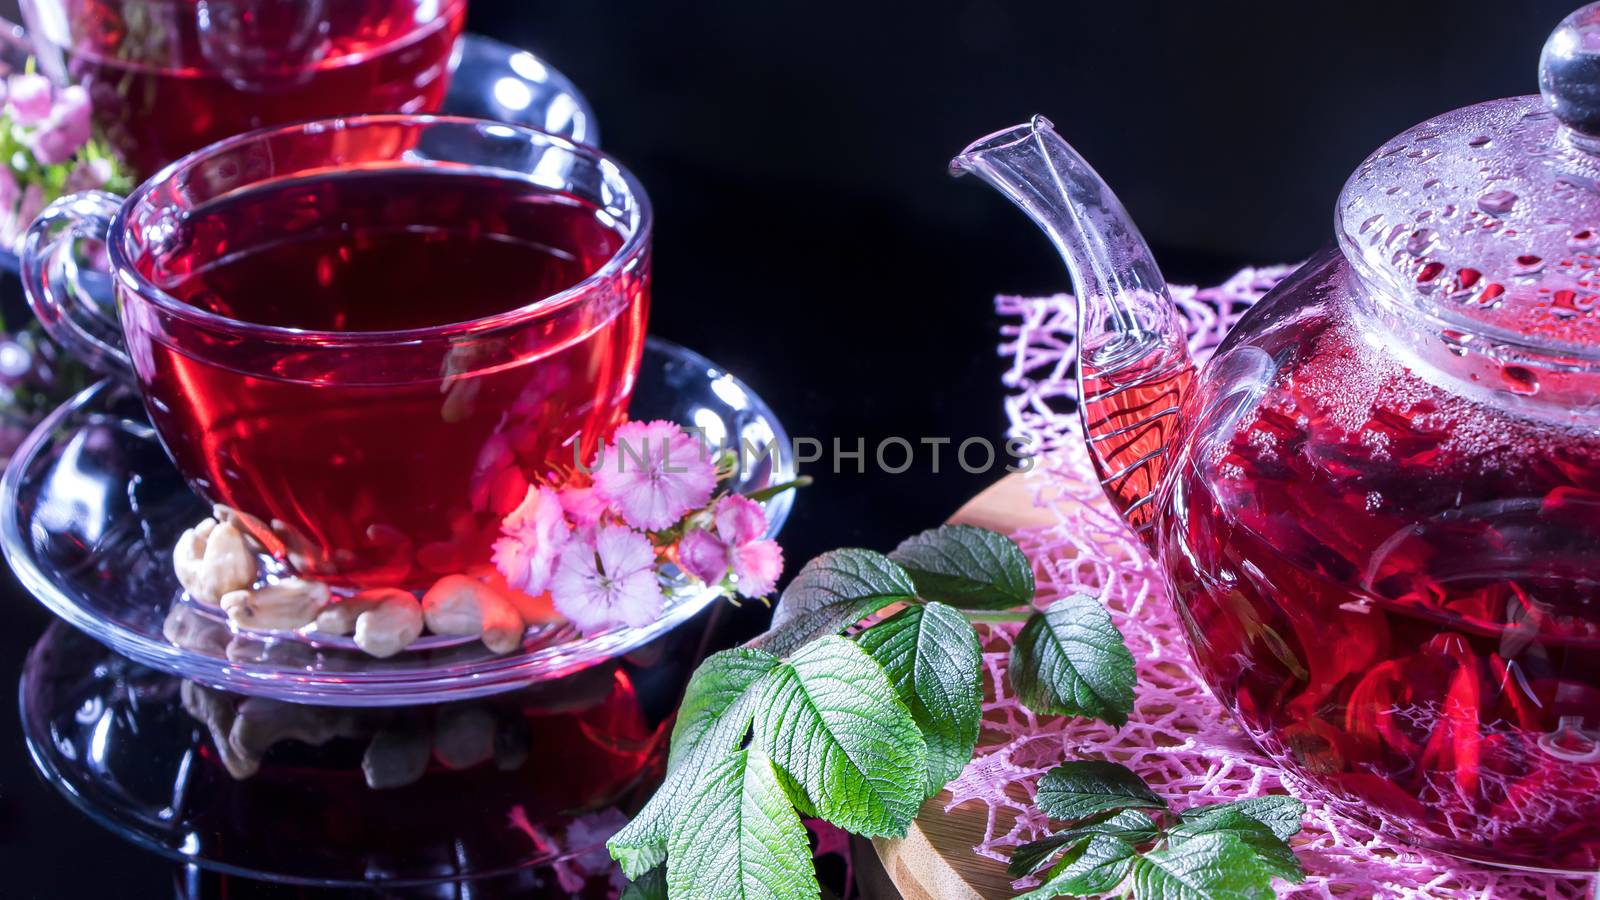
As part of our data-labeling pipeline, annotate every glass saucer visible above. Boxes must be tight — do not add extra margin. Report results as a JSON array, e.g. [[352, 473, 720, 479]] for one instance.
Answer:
[[20, 620, 688, 889], [1, 337, 793, 706]]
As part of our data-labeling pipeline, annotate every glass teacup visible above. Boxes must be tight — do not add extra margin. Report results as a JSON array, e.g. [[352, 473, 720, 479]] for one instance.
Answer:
[[19, 0, 468, 176], [22, 115, 652, 589]]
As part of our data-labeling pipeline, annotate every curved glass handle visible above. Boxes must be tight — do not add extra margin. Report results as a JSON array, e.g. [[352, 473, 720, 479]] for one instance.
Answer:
[[21, 191, 134, 379]]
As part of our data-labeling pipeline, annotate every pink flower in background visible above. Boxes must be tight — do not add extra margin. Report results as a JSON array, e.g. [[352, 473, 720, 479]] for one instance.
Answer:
[[678, 494, 783, 598], [30, 85, 92, 165], [7, 74, 52, 126], [491, 485, 570, 595], [64, 156, 112, 192], [592, 420, 715, 530], [549, 524, 665, 633]]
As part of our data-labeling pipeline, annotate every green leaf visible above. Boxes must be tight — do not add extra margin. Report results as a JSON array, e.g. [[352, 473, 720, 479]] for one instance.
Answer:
[[1007, 809, 1158, 877], [1010, 594, 1136, 725], [855, 602, 983, 795], [610, 666, 773, 878], [1178, 794, 1305, 842], [889, 524, 1035, 609], [755, 636, 927, 836], [1033, 760, 1165, 822], [1014, 834, 1139, 899], [1168, 808, 1304, 884], [1131, 832, 1276, 900], [670, 648, 782, 769], [760, 549, 918, 657], [665, 747, 820, 900]]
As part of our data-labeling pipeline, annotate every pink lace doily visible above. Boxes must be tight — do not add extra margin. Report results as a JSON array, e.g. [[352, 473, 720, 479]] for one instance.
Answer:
[[961, 268, 1593, 899]]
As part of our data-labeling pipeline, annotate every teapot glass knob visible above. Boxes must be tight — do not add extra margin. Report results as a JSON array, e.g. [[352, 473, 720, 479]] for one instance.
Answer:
[[1541, 2, 1600, 137]]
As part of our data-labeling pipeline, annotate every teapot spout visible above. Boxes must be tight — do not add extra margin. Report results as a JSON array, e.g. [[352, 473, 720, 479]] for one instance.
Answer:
[[952, 115, 1194, 537]]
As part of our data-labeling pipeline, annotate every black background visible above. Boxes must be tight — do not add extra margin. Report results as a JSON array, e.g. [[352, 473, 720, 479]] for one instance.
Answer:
[[0, 0, 1579, 896]]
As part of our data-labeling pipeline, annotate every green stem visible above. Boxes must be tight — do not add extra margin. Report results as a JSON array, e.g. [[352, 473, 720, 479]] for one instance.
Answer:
[[745, 476, 813, 504], [961, 609, 1034, 624]]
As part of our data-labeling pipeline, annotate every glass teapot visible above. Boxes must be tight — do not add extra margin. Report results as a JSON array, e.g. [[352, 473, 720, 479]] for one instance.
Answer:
[[954, 5, 1600, 872]]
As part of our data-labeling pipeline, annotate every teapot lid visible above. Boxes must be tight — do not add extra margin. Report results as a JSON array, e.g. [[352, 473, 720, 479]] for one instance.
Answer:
[[1336, 3, 1600, 361]]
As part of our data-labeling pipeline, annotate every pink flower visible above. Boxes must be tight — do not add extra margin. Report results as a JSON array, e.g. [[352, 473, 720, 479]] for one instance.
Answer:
[[678, 527, 730, 585], [30, 85, 92, 165], [491, 486, 570, 595], [557, 484, 608, 528], [7, 74, 52, 126], [677, 494, 783, 598], [591, 420, 715, 531], [550, 524, 665, 633], [64, 156, 112, 192]]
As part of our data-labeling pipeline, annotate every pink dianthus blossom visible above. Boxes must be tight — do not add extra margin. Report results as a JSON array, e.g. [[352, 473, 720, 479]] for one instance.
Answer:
[[591, 420, 715, 531]]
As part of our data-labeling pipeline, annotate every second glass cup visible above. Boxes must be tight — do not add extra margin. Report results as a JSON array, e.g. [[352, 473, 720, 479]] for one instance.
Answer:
[[20, 0, 469, 177], [23, 115, 652, 589]]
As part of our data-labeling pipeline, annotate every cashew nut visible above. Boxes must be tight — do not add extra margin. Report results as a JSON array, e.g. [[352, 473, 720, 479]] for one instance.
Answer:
[[173, 517, 258, 605], [313, 590, 386, 636], [221, 577, 330, 631], [433, 706, 495, 770], [467, 564, 561, 627], [212, 504, 285, 558], [422, 574, 526, 654], [364, 721, 432, 789], [353, 591, 424, 658]]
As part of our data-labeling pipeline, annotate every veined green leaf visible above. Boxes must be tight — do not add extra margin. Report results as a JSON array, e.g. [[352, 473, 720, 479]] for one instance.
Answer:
[[855, 602, 982, 795], [1010, 594, 1136, 725], [670, 648, 781, 770], [1177, 794, 1305, 842], [1033, 760, 1165, 822], [665, 747, 820, 900], [1168, 807, 1303, 884], [610, 666, 773, 878], [1008, 809, 1158, 877], [1014, 834, 1138, 899], [619, 867, 667, 900], [889, 524, 1035, 609], [1132, 832, 1276, 900], [759, 549, 918, 656], [755, 636, 927, 836]]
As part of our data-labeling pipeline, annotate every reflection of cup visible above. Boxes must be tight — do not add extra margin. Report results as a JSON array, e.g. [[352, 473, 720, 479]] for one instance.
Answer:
[[23, 116, 652, 589], [19, 0, 468, 175]]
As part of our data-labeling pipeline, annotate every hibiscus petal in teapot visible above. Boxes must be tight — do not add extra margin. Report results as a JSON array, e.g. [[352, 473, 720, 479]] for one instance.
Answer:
[[954, 4, 1600, 873]]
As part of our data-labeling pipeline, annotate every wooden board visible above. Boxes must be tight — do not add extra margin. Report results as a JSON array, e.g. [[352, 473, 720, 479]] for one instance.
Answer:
[[864, 472, 1056, 900]]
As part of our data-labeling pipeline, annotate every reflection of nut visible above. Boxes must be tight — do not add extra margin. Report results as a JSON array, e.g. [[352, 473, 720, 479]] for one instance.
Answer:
[[433, 706, 495, 769], [162, 603, 231, 654], [494, 716, 531, 771], [174, 518, 258, 605], [221, 577, 329, 631], [180, 681, 258, 779], [354, 591, 424, 658], [422, 574, 526, 654], [364, 721, 432, 789], [229, 697, 345, 759]]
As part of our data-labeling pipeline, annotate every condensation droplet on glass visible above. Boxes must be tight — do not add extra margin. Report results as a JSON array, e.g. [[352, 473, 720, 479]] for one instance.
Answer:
[[1478, 189, 1517, 215], [1502, 364, 1540, 395]]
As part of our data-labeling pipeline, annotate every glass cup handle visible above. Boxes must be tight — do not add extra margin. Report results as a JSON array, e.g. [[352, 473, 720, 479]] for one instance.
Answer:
[[20, 190, 134, 379]]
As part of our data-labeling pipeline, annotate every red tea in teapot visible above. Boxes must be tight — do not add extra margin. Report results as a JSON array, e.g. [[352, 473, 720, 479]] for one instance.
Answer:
[[1165, 314, 1600, 871], [126, 168, 648, 588], [30, 0, 465, 175]]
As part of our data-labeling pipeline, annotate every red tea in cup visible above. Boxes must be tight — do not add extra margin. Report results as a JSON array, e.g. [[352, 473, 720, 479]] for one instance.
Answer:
[[24, 117, 651, 589]]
